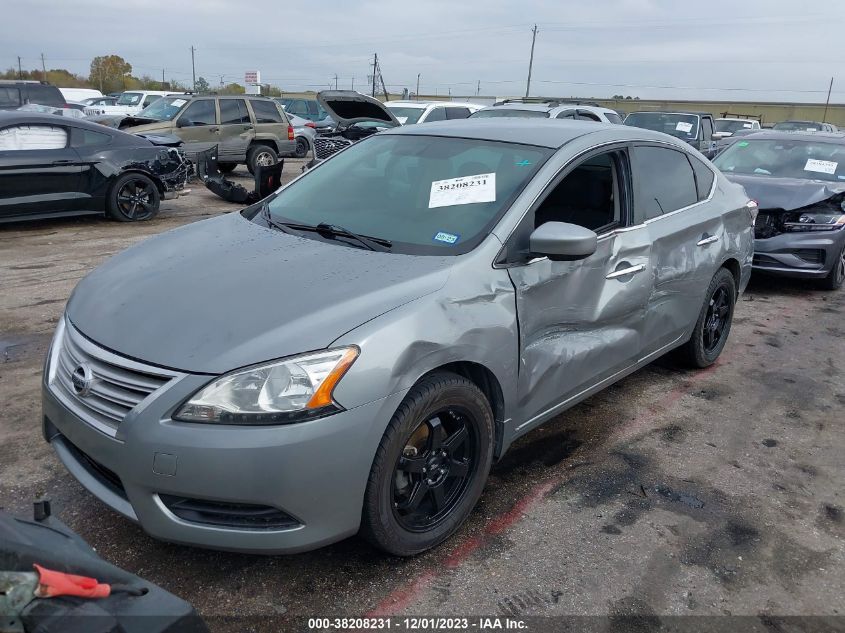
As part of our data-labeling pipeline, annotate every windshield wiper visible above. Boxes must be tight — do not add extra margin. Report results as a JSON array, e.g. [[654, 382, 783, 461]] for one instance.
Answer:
[[259, 207, 391, 251]]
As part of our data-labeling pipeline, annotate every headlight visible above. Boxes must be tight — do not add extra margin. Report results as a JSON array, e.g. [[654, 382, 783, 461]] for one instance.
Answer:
[[174, 347, 359, 425], [785, 212, 845, 232]]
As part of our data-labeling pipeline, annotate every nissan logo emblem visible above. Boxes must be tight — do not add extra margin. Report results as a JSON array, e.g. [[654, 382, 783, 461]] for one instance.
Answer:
[[71, 363, 95, 397]]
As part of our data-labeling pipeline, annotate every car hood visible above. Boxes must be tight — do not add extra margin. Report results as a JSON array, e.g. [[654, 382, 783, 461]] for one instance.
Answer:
[[66, 213, 453, 374], [316, 90, 400, 127], [724, 174, 845, 211]]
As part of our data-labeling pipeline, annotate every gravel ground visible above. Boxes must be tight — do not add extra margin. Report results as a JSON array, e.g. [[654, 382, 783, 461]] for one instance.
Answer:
[[1, 164, 842, 632]]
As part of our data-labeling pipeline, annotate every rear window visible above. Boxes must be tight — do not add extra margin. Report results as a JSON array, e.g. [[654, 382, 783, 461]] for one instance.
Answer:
[[250, 99, 284, 123], [0, 86, 21, 107]]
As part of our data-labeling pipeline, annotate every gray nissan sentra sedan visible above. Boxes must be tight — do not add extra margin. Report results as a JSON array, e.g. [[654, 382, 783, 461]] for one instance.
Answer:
[[43, 119, 754, 556]]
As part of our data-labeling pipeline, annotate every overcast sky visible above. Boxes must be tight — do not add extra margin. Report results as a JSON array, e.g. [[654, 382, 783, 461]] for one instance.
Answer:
[[4, 0, 844, 102]]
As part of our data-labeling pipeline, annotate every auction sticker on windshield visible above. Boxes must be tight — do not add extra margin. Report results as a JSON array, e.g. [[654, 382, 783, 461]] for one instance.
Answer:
[[171, 99, 187, 107], [429, 173, 496, 209], [804, 159, 837, 175], [676, 122, 693, 133]]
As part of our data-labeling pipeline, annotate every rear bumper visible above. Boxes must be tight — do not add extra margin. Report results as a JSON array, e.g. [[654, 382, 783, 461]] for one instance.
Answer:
[[43, 373, 408, 554], [753, 230, 845, 278]]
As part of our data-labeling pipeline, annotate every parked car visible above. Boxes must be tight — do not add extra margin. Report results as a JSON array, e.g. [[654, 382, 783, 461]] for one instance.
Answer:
[[0, 80, 66, 110], [625, 110, 717, 158], [772, 120, 838, 133], [285, 111, 316, 158], [471, 99, 623, 124], [276, 97, 329, 123], [43, 118, 753, 556], [712, 128, 763, 156], [83, 91, 182, 117], [713, 117, 761, 140], [0, 111, 190, 223], [713, 130, 845, 289], [58, 87, 103, 103], [81, 95, 118, 107], [115, 94, 296, 173], [385, 100, 483, 124]]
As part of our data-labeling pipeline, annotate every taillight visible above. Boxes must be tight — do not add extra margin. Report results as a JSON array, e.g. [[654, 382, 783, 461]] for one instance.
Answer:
[[287, 125, 294, 140]]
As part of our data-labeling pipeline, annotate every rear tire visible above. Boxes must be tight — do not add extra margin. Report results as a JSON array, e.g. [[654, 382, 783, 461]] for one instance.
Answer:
[[217, 162, 237, 174], [107, 173, 160, 222], [246, 144, 278, 175], [293, 136, 309, 158], [819, 243, 845, 290], [360, 372, 494, 556], [676, 267, 736, 368]]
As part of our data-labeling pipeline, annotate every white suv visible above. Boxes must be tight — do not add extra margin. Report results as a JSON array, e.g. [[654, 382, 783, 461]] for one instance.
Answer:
[[84, 91, 189, 117], [385, 100, 483, 125], [471, 100, 623, 124]]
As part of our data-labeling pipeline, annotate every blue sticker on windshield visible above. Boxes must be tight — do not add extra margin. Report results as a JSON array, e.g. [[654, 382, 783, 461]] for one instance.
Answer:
[[433, 231, 460, 244], [516, 159, 531, 167]]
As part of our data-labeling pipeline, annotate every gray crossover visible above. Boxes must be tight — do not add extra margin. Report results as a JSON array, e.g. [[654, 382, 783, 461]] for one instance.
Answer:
[[43, 119, 754, 555]]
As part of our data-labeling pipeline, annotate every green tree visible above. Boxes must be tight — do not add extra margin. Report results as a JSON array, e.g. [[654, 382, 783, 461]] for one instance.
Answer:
[[194, 76, 210, 93], [89, 55, 132, 93], [219, 82, 245, 95]]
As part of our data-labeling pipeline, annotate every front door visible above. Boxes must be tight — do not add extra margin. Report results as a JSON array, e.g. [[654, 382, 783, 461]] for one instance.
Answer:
[[0, 123, 82, 219], [173, 98, 219, 158], [504, 147, 653, 432], [217, 99, 252, 162]]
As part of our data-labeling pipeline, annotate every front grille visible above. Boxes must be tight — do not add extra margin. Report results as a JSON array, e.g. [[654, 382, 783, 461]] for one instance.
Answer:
[[313, 136, 352, 161], [159, 495, 300, 530], [51, 322, 177, 434], [62, 436, 127, 500]]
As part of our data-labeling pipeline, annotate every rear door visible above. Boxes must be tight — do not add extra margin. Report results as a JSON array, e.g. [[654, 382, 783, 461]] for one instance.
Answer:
[[0, 122, 82, 219], [217, 98, 252, 161], [248, 99, 293, 156], [503, 146, 654, 431], [631, 144, 722, 355]]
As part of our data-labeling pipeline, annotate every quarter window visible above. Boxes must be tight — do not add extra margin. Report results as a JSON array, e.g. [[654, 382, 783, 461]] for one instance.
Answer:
[[251, 99, 284, 123], [0, 125, 68, 151], [72, 128, 111, 147], [632, 146, 698, 220], [180, 99, 217, 126], [689, 154, 715, 201]]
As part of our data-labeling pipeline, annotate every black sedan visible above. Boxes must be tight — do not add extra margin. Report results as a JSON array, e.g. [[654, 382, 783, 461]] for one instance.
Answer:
[[0, 111, 190, 223], [713, 131, 845, 290]]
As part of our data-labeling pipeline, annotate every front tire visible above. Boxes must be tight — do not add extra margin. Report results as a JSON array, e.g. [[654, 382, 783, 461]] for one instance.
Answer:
[[293, 136, 309, 158], [107, 173, 160, 222], [819, 243, 845, 291], [360, 372, 494, 556], [246, 144, 278, 175], [677, 267, 736, 368]]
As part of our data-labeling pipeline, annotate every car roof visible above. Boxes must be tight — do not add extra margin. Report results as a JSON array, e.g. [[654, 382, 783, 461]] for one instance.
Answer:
[[628, 110, 713, 117], [731, 130, 845, 143], [380, 117, 678, 149], [0, 110, 133, 135], [386, 101, 480, 108]]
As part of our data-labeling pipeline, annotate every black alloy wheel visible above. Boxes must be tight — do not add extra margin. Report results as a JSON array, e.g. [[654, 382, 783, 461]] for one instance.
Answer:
[[108, 173, 160, 222], [702, 285, 731, 354], [392, 409, 475, 532], [676, 267, 736, 368]]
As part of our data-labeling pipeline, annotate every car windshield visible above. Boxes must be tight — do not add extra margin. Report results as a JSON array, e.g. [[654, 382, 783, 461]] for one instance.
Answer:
[[716, 120, 756, 133], [713, 139, 845, 182], [116, 92, 143, 106], [263, 135, 552, 255], [386, 106, 425, 124], [470, 108, 549, 119], [625, 112, 700, 139], [773, 121, 823, 132], [137, 96, 188, 121]]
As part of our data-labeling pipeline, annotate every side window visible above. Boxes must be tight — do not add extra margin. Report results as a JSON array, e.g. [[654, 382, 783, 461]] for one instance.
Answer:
[[689, 154, 715, 200], [0, 125, 68, 151], [575, 110, 601, 122], [306, 100, 319, 115], [533, 151, 623, 232], [288, 100, 307, 116], [556, 110, 576, 120], [0, 87, 22, 108], [250, 99, 284, 123], [71, 128, 111, 147], [700, 117, 713, 141], [423, 107, 447, 122], [220, 99, 250, 124], [632, 146, 697, 220], [179, 99, 217, 126], [143, 95, 161, 107], [445, 107, 471, 120], [605, 112, 624, 125]]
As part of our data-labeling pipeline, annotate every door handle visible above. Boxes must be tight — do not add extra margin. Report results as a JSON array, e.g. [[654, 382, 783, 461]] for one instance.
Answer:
[[697, 235, 719, 246], [606, 264, 645, 280], [52, 159, 74, 165]]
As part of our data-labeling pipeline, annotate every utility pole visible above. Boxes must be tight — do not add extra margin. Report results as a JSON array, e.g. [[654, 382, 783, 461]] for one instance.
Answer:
[[162, 68, 165, 89], [476, 79, 480, 96], [40, 53, 46, 81], [525, 24, 538, 98], [371, 53, 378, 98], [416, 73, 420, 100], [333, 74, 338, 89], [17, 56, 22, 79], [351, 76, 355, 90], [190, 45, 196, 91], [823, 76, 834, 123]]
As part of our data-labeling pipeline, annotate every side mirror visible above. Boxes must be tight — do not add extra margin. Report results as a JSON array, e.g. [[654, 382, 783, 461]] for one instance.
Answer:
[[529, 221, 598, 261], [176, 118, 191, 128]]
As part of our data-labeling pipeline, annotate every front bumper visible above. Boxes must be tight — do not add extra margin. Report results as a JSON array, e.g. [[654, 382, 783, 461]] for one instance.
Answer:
[[753, 230, 845, 279], [42, 327, 408, 554]]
